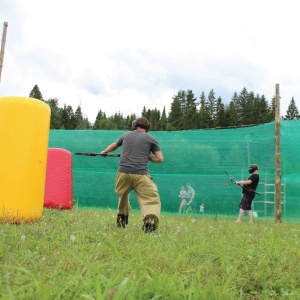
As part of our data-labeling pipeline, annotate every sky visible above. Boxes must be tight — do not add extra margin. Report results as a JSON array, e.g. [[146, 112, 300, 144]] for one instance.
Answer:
[[1, 0, 300, 123]]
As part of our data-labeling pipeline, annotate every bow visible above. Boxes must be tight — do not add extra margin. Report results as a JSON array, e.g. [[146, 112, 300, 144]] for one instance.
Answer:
[[224, 171, 260, 196]]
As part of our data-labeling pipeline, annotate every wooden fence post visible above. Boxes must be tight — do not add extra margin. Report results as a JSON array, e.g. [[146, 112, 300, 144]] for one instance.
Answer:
[[275, 83, 282, 222]]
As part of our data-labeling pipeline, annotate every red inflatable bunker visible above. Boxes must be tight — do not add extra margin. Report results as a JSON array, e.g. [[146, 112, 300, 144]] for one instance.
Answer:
[[44, 148, 73, 209]]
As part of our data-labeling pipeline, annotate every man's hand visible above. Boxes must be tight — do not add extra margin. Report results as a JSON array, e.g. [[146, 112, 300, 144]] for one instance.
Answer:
[[149, 151, 164, 163]]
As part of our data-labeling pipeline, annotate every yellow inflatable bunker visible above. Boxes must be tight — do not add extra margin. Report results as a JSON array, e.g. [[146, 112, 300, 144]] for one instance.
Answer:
[[0, 96, 51, 223]]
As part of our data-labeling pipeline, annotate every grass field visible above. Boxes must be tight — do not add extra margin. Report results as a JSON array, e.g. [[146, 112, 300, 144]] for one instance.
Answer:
[[1, 208, 300, 299]]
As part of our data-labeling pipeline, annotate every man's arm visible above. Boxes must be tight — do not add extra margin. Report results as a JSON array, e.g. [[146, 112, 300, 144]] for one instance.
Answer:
[[235, 179, 252, 185], [101, 142, 119, 154], [149, 151, 164, 163]]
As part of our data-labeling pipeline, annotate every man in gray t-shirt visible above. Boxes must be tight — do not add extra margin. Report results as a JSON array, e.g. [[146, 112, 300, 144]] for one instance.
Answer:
[[101, 117, 164, 233]]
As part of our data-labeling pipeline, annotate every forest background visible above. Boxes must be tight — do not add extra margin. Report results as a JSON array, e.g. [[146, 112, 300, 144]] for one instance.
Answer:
[[29, 84, 300, 130]]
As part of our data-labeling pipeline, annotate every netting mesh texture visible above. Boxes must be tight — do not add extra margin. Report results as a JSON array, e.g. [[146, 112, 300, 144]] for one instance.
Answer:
[[48, 120, 300, 220]]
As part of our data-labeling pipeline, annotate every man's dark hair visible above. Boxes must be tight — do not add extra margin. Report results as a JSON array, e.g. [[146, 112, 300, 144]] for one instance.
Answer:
[[131, 117, 150, 132]]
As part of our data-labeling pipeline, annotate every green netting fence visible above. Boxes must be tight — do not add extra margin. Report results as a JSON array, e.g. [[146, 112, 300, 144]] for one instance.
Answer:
[[48, 120, 300, 221]]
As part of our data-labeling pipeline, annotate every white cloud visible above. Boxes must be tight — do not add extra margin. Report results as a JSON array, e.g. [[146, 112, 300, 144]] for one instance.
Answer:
[[1, 0, 300, 122]]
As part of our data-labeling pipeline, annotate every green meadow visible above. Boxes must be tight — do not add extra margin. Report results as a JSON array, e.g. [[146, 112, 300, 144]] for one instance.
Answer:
[[1, 208, 300, 300]]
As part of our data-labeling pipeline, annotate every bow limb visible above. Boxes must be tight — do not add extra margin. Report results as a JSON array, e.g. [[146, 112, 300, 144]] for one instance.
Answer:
[[224, 171, 236, 184], [223, 170, 260, 196]]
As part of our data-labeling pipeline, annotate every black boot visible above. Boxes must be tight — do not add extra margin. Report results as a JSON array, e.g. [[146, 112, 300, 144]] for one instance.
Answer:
[[142, 223, 158, 233], [117, 214, 126, 228], [142, 215, 158, 233]]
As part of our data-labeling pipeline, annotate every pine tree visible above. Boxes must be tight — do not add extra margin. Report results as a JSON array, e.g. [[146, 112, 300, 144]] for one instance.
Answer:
[[228, 92, 240, 126], [26, 85, 283, 130], [285, 97, 299, 120], [215, 96, 226, 127], [159, 106, 168, 130], [141, 106, 151, 120], [168, 94, 183, 130], [222, 103, 231, 127], [97, 116, 118, 129], [244, 91, 255, 125], [268, 97, 276, 121], [93, 110, 106, 129], [45, 98, 62, 129], [74, 106, 84, 129], [29, 85, 43, 100], [82, 117, 92, 129], [197, 92, 210, 129], [113, 112, 126, 129], [237, 87, 249, 125], [184, 90, 198, 129], [148, 108, 161, 131], [61, 104, 76, 129], [255, 94, 270, 124], [206, 89, 217, 127], [126, 114, 137, 130]]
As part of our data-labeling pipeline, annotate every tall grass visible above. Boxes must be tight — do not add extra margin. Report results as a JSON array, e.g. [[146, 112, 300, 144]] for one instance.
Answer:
[[1, 208, 300, 299]]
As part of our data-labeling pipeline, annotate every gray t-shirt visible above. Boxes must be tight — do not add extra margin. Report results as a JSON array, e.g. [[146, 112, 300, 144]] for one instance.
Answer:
[[115, 130, 161, 174]]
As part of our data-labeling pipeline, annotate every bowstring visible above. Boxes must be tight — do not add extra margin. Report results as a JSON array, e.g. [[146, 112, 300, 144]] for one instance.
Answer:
[[224, 171, 259, 195]]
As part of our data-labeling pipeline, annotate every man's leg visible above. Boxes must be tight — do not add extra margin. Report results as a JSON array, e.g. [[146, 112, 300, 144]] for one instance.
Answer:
[[134, 174, 161, 232], [236, 208, 245, 222], [116, 195, 130, 228], [115, 172, 132, 228], [247, 210, 253, 222]]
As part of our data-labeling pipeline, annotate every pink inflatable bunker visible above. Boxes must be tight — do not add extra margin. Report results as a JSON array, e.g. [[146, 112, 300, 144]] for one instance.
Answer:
[[44, 148, 73, 209]]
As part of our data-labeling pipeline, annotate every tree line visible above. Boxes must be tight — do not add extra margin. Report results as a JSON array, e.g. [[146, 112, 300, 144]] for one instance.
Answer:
[[29, 84, 300, 131]]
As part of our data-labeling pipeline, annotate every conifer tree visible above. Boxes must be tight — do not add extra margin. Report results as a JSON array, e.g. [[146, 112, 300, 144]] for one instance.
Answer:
[[141, 106, 151, 120], [228, 92, 240, 126], [27, 85, 281, 130], [45, 98, 62, 129], [93, 110, 106, 129], [61, 104, 76, 129], [126, 114, 137, 130], [29, 84, 43, 100], [159, 106, 168, 130], [285, 97, 299, 120], [255, 94, 270, 124], [168, 94, 183, 130], [82, 117, 92, 129], [268, 97, 276, 121], [206, 89, 217, 127], [244, 91, 255, 125], [197, 92, 210, 129], [113, 112, 126, 129], [148, 108, 161, 131], [184, 90, 198, 129], [237, 87, 249, 125], [97, 116, 118, 129], [215, 96, 226, 127], [74, 106, 84, 129]]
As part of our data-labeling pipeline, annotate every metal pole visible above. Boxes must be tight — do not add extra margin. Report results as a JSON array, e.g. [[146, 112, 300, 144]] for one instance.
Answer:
[[0, 22, 8, 82], [275, 83, 282, 222]]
